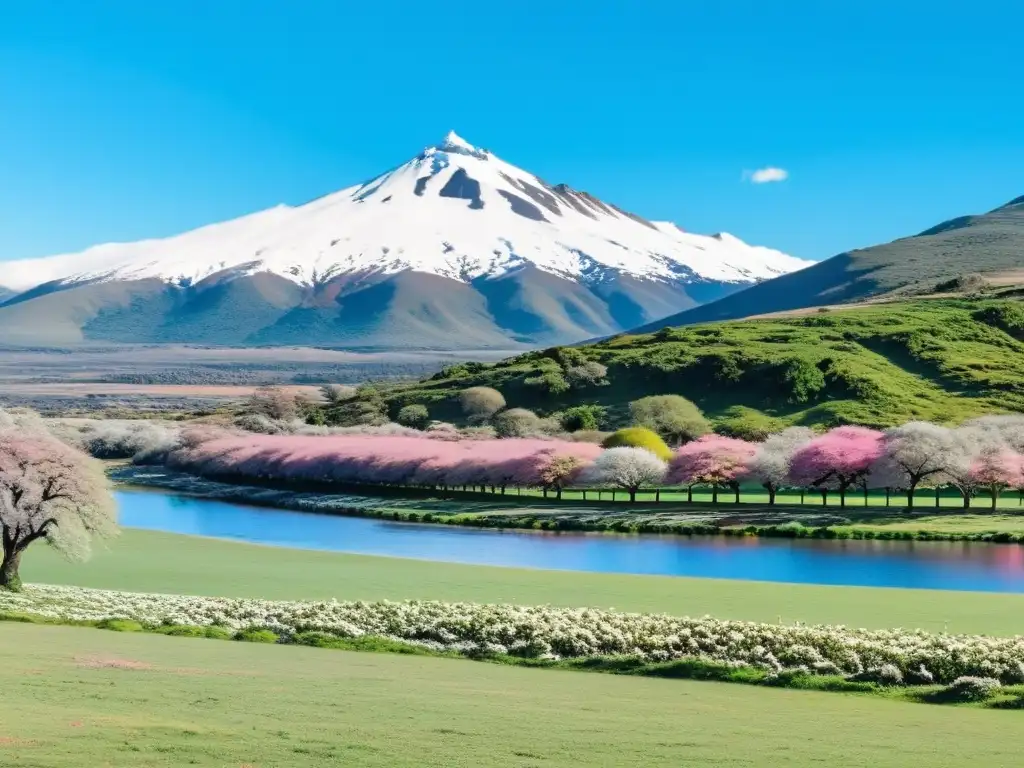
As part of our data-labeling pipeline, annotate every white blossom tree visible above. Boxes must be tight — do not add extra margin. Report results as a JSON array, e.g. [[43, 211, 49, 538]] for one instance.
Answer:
[[872, 422, 957, 509], [581, 447, 667, 502], [940, 426, 992, 509], [745, 427, 814, 505], [0, 427, 117, 591]]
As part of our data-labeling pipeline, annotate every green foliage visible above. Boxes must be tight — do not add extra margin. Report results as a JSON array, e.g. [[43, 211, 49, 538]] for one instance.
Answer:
[[235, 628, 279, 644], [541, 346, 587, 368], [374, 299, 1024, 431], [601, 427, 673, 460], [560, 405, 607, 432], [973, 303, 1024, 340], [715, 406, 787, 441], [523, 370, 570, 396], [782, 358, 827, 403], [629, 395, 710, 445], [96, 618, 144, 632], [396, 404, 430, 430]]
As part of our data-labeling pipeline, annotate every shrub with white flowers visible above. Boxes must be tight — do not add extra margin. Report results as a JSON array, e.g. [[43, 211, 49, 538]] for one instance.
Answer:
[[4, 585, 1024, 687]]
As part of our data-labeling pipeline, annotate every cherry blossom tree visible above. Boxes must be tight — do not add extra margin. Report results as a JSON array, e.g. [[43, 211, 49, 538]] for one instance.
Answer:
[[0, 429, 117, 591], [745, 427, 814, 505], [872, 422, 957, 509], [669, 435, 757, 504], [787, 426, 884, 508], [581, 447, 667, 502], [970, 446, 1024, 511]]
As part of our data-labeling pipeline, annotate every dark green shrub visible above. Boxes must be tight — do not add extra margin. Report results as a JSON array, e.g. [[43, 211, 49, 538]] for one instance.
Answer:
[[396, 404, 430, 429], [560, 405, 607, 432]]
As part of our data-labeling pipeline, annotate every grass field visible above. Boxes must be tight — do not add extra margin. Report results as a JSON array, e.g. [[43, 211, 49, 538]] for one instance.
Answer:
[[21, 529, 1024, 635], [2, 622, 1022, 768]]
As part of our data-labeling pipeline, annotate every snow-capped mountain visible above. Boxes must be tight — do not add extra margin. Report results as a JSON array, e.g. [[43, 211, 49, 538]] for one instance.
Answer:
[[0, 132, 811, 348]]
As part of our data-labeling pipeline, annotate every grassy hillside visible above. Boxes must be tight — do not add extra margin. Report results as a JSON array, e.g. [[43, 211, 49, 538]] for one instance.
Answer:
[[632, 194, 1024, 330], [373, 299, 1024, 431]]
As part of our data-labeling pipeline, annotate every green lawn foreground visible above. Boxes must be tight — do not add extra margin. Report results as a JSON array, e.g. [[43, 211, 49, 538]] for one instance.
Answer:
[[0, 622, 1021, 768], [21, 529, 1024, 635]]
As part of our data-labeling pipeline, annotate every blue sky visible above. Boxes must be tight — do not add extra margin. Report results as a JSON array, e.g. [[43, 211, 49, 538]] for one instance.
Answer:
[[1, 0, 1021, 264]]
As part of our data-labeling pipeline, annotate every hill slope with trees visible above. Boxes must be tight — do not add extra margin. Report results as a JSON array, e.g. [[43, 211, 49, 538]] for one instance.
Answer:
[[359, 300, 1024, 435]]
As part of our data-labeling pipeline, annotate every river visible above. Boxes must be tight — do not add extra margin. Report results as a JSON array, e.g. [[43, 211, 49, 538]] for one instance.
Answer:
[[116, 490, 1024, 593]]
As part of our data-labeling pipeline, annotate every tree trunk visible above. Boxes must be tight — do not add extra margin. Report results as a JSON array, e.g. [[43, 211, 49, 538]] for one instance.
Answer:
[[935, 486, 941, 509], [582, 490, 587, 501], [712, 486, 718, 504], [687, 486, 693, 503], [655, 489, 660, 503], [820, 489, 828, 506], [885, 487, 890, 507], [839, 488, 847, 509], [629, 488, 637, 503], [0, 547, 24, 592], [863, 486, 868, 506], [556, 487, 563, 501], [734, 485, 741, 504], [961, 487, 970, 510], [767, 485, 776, 506], [800, 489, 806, 505], [543, 488, 549, 499], [991, 486, 999, 512], [907, 482, 916, 510]]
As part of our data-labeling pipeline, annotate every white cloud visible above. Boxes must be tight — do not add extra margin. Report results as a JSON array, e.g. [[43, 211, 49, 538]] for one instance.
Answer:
[[745, 167, 789, 184]]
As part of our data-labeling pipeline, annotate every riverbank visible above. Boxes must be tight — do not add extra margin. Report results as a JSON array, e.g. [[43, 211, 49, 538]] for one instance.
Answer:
[[22, 528, 1024, 635], [112, 465, 1024, 545]]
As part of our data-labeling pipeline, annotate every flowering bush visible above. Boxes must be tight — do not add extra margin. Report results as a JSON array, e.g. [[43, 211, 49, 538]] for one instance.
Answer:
[[4, 585, 1024, 686]]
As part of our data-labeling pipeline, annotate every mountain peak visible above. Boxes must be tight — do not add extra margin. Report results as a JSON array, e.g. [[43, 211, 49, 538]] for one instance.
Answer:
[[432, 130, 488, 159]]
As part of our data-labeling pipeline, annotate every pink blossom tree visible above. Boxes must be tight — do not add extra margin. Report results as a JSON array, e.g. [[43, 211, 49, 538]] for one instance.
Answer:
[[787, 426, 884, 508], [0, 429, 117, 591], [970, 447, 1024, 511], [669, 435, 758, 504]]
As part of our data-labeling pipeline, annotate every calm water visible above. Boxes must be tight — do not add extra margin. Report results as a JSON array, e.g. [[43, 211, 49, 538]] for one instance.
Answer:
[[117, 490, 1024, 593]]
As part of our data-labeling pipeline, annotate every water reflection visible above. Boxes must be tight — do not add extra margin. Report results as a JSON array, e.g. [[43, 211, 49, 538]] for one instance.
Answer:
[[118, 491, 1024, 593]]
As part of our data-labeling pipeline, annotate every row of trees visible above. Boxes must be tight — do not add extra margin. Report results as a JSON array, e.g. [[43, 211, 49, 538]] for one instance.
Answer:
[[169, 415, 1024, 508], [673, 419, 1024, 509]]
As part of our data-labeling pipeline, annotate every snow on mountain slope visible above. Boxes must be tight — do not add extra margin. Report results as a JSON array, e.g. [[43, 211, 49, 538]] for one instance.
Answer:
[[0, 132, 811, 293]]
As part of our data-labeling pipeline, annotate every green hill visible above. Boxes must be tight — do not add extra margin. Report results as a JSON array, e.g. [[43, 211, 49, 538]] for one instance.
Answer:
[[632, 194, 1024, 331], [373, 299, 1024, 433]]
